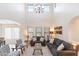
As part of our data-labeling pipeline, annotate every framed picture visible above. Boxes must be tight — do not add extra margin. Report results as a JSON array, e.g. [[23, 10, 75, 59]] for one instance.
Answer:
[[54, 26, 62, 34]]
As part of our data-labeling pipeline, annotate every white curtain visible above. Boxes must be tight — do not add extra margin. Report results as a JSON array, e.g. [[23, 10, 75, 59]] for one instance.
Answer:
[[5, 27, 20, 44]]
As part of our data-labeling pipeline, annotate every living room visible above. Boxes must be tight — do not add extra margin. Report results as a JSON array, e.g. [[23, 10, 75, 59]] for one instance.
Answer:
[[0, 1, 79, 57]]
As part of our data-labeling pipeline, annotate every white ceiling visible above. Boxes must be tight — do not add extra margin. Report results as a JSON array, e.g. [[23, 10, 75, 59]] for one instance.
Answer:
[[0, 3, 79, 26], [54, 3, 79, 13], [0, 3, 26, 24]]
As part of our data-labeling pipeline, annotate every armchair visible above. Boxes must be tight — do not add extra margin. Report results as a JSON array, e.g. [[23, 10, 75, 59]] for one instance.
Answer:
[[15, 39, 25, 54], [30, 36, 36, 46], [30, 40, 35, 46], [0, 44, 20, 56], [47, 38, 78, 56]]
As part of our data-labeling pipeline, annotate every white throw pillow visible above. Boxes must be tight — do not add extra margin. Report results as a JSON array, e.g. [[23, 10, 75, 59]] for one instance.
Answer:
[[49, 39, 54, 44], [40, 37, 44, 42], [57, 43, 64, 51]]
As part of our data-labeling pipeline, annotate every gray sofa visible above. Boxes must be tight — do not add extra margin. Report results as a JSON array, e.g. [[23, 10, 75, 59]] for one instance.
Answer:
[[0, 44, 20, 56], [47, 38, 77, 56]]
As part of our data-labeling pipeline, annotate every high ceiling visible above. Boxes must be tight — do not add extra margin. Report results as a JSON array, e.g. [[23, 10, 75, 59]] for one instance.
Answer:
[[0, 3, 79, 26], [0, 3, 26, 24]]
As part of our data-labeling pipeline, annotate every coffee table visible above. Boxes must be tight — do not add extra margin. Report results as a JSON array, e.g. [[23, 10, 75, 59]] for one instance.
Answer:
[[33, 48, 43, 55], [33, 43, 43, 55]]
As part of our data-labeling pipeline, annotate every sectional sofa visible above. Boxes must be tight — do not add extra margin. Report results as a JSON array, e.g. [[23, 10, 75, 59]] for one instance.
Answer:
[[47, 38, 77, 56]]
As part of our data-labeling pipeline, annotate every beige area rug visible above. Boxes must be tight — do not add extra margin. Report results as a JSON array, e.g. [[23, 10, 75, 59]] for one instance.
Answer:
[[21, 45, 52, 56], [9, 44, 79, 56]]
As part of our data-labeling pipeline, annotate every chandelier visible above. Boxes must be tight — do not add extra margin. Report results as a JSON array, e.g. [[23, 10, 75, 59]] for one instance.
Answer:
[[28, 4, 49, 13], [34, 4, 44, 13]]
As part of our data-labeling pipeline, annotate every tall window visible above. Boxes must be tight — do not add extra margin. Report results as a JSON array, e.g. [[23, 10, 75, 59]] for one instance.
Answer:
[[5, 27, 20, 40], [0, 20, 20, 44]]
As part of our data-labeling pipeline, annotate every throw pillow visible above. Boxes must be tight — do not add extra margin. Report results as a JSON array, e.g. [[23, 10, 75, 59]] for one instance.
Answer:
[[40, 37, 44, 42], [57, 43, 64, 51], [49, 38, 54, 44]]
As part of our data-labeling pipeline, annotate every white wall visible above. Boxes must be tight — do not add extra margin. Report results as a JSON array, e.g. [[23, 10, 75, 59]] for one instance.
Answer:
[[68, 16, 79, 44], [0, 3, 26, 24], [54, 3, 79, 42]]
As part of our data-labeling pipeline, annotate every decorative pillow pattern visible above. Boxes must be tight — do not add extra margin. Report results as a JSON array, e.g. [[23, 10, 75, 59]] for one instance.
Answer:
[[57, 43, 64, 51]]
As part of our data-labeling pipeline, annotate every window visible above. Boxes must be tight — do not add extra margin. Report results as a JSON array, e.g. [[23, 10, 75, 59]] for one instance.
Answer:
[[27, 27, 50, 39], [5, 27, 20, 40], [0, 24, 4, 37], [28, 6, 34, 12]]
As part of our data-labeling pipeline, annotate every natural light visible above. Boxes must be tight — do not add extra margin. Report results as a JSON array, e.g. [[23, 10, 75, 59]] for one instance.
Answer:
[[0, 19, 21, 44]]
